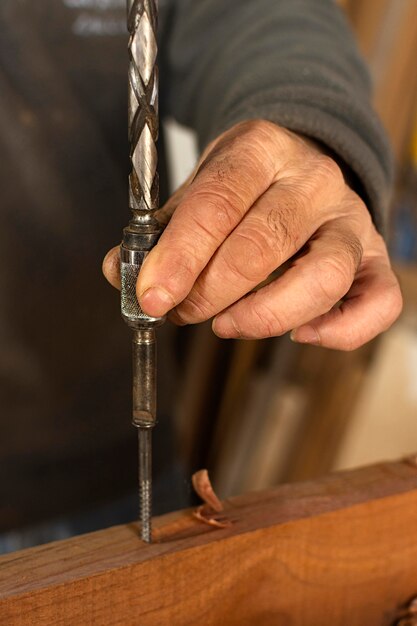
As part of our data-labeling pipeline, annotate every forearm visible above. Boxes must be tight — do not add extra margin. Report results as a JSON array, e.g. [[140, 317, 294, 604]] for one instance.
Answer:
[[164, 0, 393, 231]]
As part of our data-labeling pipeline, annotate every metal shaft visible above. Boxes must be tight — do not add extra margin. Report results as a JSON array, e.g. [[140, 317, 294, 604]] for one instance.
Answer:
[[121, 0, 162, 543], [132, 329, 156, 426], [138, 427, 152, 543], [133, 329, 155, 543]]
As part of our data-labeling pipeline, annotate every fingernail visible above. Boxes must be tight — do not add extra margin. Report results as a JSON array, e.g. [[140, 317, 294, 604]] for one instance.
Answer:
[[139, 287, 176, 317], [212, 313, 241, 338], [291, 325, 320, 345]]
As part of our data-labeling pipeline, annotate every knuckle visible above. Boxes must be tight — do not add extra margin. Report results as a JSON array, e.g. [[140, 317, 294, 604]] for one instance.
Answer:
[[267, 208, 291, 249], [345, 236, 364, 270], [197, 120, 279, 191], [176, 289, 213, 323], [315, 155, 344, 188], [162, 249, 198, 295], [266, 197, 304, 251], [187, 187, 245, 237], [294, 155, 345, 211], [388, 285, 403, 320], [227, 120, 280, 173], [225, 228, 276, 283], [315, 231, 363, 304], [223, 196, 304, 285], [353, 195, 371, 222], [337, 231, 363, 273], [370, 231, 389, 254], [379, 280, 403, 327], [206, 186, 244, 224], [315, 255, 355, 304], [235, 119, 276, 141], [250, 301, 286, 338]]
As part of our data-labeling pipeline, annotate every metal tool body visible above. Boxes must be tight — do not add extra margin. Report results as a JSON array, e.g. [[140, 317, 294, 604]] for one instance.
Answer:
[[121, 0, 162, 543]]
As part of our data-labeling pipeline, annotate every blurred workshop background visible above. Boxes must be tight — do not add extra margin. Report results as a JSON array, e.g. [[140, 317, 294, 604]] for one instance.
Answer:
[[1, 0, 416, 552]]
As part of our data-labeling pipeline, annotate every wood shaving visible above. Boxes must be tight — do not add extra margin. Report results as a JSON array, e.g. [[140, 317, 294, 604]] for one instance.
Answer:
[[191, 469, 232, 528], [192, 469, 223, 512], [193, 505, 232, 528]]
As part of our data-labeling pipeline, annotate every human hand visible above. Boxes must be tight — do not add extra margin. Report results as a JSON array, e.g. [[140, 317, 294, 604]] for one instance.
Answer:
[[103, 120, 402, 350]]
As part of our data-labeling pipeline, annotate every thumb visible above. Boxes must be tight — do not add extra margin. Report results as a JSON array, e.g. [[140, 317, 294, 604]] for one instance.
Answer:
[[102, 174, 193, 291]]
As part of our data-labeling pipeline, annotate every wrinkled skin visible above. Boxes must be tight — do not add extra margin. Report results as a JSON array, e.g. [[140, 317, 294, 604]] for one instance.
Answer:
[[103, 121, 402, 350]]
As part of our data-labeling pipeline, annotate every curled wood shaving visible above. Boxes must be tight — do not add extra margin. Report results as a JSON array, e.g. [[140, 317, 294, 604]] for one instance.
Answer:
[[193, 505, 232, 528], [192, 469, 223, 512], [191, 469, 232, 528]]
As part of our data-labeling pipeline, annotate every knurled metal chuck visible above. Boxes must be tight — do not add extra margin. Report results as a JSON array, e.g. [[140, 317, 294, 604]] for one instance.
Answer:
[[120, 223, 165, 330]]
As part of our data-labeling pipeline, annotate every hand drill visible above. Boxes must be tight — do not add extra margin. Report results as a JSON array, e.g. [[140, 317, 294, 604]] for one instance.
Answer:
[[120, 0, 163, 543]]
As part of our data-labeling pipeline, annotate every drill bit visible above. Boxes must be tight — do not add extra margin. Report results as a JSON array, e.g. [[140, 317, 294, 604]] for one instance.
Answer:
[[120, 0, 162, 543]]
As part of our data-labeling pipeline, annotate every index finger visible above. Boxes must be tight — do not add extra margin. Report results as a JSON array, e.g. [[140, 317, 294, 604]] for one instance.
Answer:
[[136, 123, 289, 317]]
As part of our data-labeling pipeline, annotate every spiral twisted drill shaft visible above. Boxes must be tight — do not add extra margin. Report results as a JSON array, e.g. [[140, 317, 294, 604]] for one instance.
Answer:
[[121, 0, 163, 544], [127, 0, 159, 217]]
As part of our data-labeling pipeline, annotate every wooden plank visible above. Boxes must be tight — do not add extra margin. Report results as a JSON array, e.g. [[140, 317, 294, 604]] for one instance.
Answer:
[[2, 460, 417, 625]]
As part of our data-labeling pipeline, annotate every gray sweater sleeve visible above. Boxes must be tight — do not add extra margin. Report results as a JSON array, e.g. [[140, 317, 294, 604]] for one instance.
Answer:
[[163, 0, 393, 231]]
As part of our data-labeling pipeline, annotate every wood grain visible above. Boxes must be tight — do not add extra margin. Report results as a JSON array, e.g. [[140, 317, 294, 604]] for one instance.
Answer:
[[2, 460, 417, 625]]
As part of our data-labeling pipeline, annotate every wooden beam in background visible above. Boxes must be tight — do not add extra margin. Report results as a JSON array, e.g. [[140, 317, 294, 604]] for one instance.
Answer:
[[342, 0, 392, 59], [174, 322, 226, 470], [341, 0, 417, 163], [283, 342, 375, 482], [372, 1, 417, 164], [2, 460, 417, 625]]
